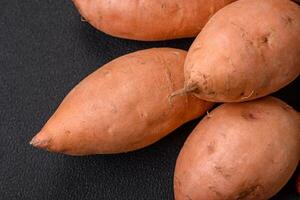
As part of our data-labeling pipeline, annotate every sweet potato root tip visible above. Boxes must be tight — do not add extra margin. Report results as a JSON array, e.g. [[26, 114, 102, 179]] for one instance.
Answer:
[[29, 134, 51, 149], [170, 85, 198, 98], [80, 16, 87, 22]]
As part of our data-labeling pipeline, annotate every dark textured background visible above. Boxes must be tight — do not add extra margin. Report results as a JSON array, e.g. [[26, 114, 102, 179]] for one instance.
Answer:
[[0, 1, 299, 199]]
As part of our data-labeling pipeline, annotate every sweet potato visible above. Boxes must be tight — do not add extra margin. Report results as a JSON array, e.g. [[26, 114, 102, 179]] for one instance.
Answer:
[[72, 0, 236, 41], [30, 48, 213, 155], [174, 97, 300, 200], [184, 0, 300, 102]]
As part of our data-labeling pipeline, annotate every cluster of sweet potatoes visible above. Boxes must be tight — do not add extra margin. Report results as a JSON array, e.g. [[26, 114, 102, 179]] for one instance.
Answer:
[[31, 0, 300, 199]]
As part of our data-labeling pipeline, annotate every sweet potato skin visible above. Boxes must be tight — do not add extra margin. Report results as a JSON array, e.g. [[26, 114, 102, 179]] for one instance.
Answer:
[[174, 97, 300, 200], [72, 0, 235, 41], [185, 0, 300, 102], [30, 48, 213, 155]]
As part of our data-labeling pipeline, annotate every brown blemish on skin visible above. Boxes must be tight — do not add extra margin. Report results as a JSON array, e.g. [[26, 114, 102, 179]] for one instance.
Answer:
[[139, 112, 148, 119], [241, 111, 258, 120], [65, 130, 71, 135], [165, 65, 175, 94], [208, 186, 223, 198], [153, 51, 175, 102], [207, 141, 215, 154], [166, 3, 181, 15], [201, 74, 209, 90], [281, 15, 294, 25], [185, 195, 193, 200], [256, 32, 273, 49], [194, 73, 214, 95], [235, 185, 263, 200], [260, 33, 271, 44], [230, 22, 253, 46], [164, 63, 177, 108], [281, 104, 293, 111], [261, 36, 268, 44], [109, 103, 117, 113], [214, 166, 232, 180], [111, 107, 117, 113]]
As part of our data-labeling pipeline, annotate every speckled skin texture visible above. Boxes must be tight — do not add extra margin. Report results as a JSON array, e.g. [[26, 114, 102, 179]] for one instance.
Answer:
[[31, 48, 213, 155], [185, 0, 300, 102], [174, 97, 300, 200], [72, 0, 236, 41]]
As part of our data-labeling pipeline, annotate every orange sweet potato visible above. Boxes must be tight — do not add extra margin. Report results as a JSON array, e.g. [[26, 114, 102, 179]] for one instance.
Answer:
[[72, 0, 235, 41], [30, 48, 213, 155], [174, 97, 300, 200], [184, 0, 300, 102]]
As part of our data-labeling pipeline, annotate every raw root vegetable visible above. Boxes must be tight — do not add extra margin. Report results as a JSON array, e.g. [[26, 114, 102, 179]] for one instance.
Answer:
[[183, 0, 300, 102], [174, 97, 300, 200], [30, 48, 213, 155], [72, 0, 236, 41]]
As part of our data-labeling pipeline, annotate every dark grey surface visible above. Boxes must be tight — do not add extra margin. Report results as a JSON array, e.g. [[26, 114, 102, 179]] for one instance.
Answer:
[[0, 1, 299, 199]]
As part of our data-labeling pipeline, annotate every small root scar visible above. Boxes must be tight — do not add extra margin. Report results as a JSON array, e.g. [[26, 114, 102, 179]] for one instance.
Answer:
[[214, 166, 232, 180], [65, 130, 71, 135], [282, 15, 294, 25], [258, 32, 272, 47], [206, 111, 212, 119], [172, 51, 180, 57], [241, 91, 254, 100], [208, 186, 223, 198], [168, 96, 174, 107], [235, 185, 263, 200], [281, 104, 293, 111], [80, 16, 87, 22], [207, 141, 215, 154], [260, 35, 269, 44], [241, 111, 258, 120]]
